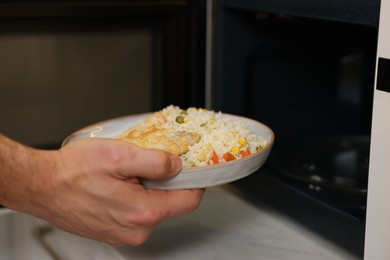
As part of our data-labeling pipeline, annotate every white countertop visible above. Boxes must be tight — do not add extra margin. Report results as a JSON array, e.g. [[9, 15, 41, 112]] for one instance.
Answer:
[[35, 185, 361, 260]]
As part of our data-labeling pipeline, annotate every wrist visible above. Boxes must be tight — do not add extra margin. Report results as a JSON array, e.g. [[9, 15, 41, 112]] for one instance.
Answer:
[[0, 134, 60, 215]]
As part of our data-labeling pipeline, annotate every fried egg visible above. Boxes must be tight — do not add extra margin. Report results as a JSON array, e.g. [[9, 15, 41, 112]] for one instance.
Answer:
[[118, 112, 200, 155]]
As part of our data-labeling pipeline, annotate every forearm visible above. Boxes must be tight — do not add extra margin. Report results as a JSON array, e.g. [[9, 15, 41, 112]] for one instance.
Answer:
[[0, 134, 58, 213], [0, 135, 204, 245]]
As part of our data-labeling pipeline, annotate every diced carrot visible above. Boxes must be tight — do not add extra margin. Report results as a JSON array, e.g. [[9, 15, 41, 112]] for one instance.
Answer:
[[208, 150, 219, 165], [222, 152, 236, 162], [240, 149, 251, 157]]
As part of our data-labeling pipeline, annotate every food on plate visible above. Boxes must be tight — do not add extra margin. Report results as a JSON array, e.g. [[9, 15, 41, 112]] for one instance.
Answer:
[[118, 105, 267, 168], [117, 112, 200, 155]]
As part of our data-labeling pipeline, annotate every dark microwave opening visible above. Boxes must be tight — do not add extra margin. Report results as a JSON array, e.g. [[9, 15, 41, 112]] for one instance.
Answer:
[[244, 15, 376, 143], [241, 15, 376, 207], [216, 12, 377, 192], [215, 10, 378, 257]]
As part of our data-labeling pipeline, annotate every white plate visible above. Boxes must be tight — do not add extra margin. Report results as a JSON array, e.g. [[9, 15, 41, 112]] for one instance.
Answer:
[[62, 113, 274, 189]]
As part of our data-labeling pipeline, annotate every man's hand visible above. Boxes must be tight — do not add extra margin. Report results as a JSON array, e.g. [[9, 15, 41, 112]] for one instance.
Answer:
[[0, 136, 204, 246]]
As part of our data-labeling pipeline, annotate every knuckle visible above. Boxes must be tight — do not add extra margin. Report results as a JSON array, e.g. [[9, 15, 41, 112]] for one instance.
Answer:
[[190, 198, 202, 212], [121, 232, 151, 246], [187, 190, 204, 212], [186, 199, 201, 214], [103, 141, 137, 168], [119, 203, 165, 228], [103, 142, 127, 164], [134, 206, 164, 226], [150, 152, 172, 177]]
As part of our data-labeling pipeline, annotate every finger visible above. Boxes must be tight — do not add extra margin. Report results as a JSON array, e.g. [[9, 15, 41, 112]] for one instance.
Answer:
[[62, 138, 182, 181], [110, 141, 183, 180], [143, 188, 205, 218]]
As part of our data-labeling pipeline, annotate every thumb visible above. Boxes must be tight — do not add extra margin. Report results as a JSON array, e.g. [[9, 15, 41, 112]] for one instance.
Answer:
[[104, 140, 183, 180]]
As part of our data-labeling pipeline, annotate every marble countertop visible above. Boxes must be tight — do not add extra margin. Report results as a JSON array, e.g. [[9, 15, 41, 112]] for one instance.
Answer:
[[41, 185, 361, 260]]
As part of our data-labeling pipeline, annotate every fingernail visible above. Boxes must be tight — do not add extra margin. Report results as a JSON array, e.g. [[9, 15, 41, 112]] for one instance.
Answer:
[[170, 154, 182, 173]]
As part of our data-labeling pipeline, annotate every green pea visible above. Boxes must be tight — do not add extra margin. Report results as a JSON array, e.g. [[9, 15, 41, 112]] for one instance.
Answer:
[[176, 115, 185, 124]]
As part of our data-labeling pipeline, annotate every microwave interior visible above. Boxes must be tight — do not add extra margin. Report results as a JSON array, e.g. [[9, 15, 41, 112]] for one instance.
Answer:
[[212, 6, 378, 257]]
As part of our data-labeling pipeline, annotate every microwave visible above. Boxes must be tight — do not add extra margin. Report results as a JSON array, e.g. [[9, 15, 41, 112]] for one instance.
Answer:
[[207, 0, 388, 259], [1, 0, 390, 259]]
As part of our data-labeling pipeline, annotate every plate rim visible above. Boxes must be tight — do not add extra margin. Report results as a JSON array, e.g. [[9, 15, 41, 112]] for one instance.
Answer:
[[61, 112, 275, 172]]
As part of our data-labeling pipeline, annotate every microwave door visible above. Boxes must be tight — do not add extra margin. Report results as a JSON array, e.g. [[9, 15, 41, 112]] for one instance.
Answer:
[[365, 0, 390, 258]]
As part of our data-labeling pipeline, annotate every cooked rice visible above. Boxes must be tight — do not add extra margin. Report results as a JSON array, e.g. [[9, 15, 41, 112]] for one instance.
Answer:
[[153, 105, 267, 168]]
